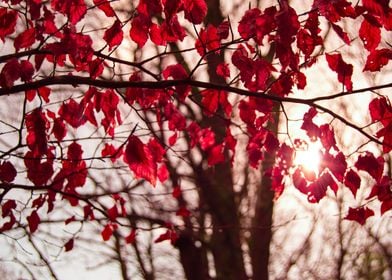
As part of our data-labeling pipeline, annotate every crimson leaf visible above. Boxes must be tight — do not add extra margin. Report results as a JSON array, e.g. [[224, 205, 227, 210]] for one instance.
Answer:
[[326, 53, 353, 91], [64, 239, 74, 252], [27, 210, 40, 233], [344, 169, 361, 198], [124, 136, 157, 186], [355, 152, 383, 181], [125, 229, 136, 244], [345, 206, 374, 225], [0, 161, 17, 183], [14, 28, 35, 51], [103, 20, 123, 50], [183, 0, 207, 24]]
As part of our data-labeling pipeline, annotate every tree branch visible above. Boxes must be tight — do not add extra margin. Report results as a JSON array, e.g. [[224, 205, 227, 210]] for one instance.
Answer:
[[1, 76, 390, 147]]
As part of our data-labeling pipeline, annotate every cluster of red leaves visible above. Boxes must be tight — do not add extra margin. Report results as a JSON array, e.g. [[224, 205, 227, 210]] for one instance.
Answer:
[[130, 0, 207, 47], [291, 107, 391, 224]]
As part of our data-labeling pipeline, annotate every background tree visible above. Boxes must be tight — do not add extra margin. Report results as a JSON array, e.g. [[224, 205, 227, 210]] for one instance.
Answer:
[[0, 0, 391, 279]]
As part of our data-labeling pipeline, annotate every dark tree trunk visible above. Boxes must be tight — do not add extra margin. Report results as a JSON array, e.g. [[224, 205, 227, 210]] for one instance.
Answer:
[[175, 231, 210, 280]]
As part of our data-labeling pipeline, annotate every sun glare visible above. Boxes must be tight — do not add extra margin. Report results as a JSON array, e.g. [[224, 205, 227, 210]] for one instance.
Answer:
[[294, 142, 321, 174]]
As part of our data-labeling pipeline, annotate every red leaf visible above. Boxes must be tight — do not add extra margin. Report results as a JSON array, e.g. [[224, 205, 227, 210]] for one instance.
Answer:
[[14, 28, 35, 51], [369, 97, 392, 124], [19, 60, 34, 83], [362, 0, 389, 15], [276, 2, 300, 47], [359, 18, 381, 51], [381, 200, 392, 215], [172, 186, 181, 198], [101, 224, 113, 241], [308, 172, 337, 203], [0, 213, 16, 232], [199, 128, 215, 151], [176, 206, 191, 217], [107, 205, 118, 221], [293, 169, 308, 194], [367, 176, 392, 203], [373, 99, 392, 144], [83, 205, 95, 220], [164, 103, 186, 131], [27, 210, 40, 233], [162, 64, 190, 100], [159, 15, 186, 43], [344, 169, 361, 197], [124, 136, 157, 186], [238, 8, 262, 41], [217, 21, 230, 39], [238, 7, 276, 45], [201, 89, 219, 116], [52, 118, 66, 141], [65, 216, 76, 225], [301, 107, 320, 141], [157, 164, 169, 183], [149, 23, 165, 45], [0, 161, 17, 183], [195, 25, 220, 55], [25, 108, 48, 157], [37, 87, 51, 103], [130, 14, 151, 48], [93, 0, 116, 17], [32, 195, 46, 210], [168, 132, 177, 146], [125, 229, 136, 244], [183, 0, 207, 24], [102, 144, 122, 162], [64, 239, 74, 252], [326, 53, 353, 91], [2, 200, 16, 218], [163, 0, 181, 20], [264, 132, 279, 153], [26, 90, 36, 102], [297, 29, 318, 59], [323, 152, 347, 183], [67, 142, 84, 161], [24, 152, 54, 186], [319, 124, 337, 151], [345, 206, 374, 225], [297, 11, 322, 59], [137, 0, 162, 16], [0, 59, 21, 88], [89, 58, 104, 79], [0, 8, 18, 42], [216, 63, 230, 78], [147, 138, 165, 163], [355, 152, 384, 181], [51, 0, 87, 25], [103, 20, 123, 50], [99, 89, 121, 136], [232, 45, 275, 91], [314, 0, 356, 22], [59, 99, 87, 128], [238, 100, 256, 126], [207, 144, 225, 166], [363, 48, 392, 71]]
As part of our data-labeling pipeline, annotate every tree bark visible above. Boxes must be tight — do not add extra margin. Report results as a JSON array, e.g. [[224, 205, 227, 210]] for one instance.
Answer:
[[249, 110, 279, 280]]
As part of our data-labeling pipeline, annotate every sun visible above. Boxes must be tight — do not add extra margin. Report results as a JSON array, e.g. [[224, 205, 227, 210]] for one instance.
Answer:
[[293, 142, 321, 175]]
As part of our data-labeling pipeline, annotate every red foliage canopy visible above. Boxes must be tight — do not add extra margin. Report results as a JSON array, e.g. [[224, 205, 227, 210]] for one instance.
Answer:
[[0, 0, 391, 245]]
